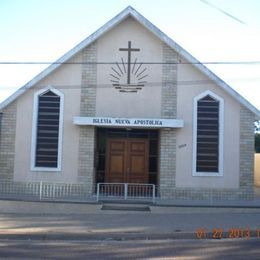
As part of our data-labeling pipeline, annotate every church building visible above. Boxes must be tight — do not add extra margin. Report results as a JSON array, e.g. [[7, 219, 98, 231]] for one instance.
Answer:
[[0, 6, 259, 201]]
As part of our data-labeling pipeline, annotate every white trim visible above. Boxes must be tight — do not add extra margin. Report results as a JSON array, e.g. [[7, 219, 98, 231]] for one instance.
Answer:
[[73, 116, 184, 128], [0, 6, 259, 118], [30, 86, 64, 172], [192, 90, 224, 177]]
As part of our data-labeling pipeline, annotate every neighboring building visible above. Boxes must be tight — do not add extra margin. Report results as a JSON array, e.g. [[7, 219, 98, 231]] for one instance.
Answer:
[[0, 6, 259, 201]]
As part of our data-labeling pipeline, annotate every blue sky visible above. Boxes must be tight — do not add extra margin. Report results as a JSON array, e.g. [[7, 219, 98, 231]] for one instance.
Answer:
[[0, 0, 260, 109]]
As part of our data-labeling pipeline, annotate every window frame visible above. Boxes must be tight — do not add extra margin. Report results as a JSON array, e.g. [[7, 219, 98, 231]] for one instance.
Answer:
[[31, 87, 64, 172], [192, 90, 224, 177]]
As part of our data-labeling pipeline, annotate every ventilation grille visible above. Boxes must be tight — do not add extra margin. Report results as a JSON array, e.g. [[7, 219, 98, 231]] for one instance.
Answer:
[[35, 91, 60, 168], [196, 95, 219, 172]]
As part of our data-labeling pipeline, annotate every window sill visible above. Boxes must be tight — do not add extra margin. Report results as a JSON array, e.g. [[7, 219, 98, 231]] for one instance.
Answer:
[[192, 172, 223, 177], [31, 167, 61, 172]]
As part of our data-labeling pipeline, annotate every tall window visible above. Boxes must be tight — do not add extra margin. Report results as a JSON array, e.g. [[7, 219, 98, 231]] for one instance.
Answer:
[[31, 88, 64, 171], [193, 91, 224, 176]]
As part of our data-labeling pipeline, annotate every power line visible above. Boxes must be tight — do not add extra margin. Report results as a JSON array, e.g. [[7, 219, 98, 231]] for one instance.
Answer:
[[0, 61, 260, 65], [0, 78, 260, 90], [200, 0, 246, 25]]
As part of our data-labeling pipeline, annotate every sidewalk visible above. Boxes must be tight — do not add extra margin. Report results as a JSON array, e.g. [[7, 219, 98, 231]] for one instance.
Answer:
[[158, 186, 260, 207], [0, 199, 260, 241]]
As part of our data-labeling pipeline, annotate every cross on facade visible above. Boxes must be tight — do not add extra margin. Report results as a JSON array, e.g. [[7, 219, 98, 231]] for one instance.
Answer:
[[119, 41, 140, 84]]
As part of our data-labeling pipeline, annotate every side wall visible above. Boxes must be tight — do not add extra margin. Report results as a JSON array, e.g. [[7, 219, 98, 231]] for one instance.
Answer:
[[255, 154, 260, 186], [0, 102, 17, 181], [239, 107, 255, 198]]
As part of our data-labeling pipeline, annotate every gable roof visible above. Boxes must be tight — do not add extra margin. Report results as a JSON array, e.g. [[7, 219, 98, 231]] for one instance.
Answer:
[[0, 6, 259, 118]]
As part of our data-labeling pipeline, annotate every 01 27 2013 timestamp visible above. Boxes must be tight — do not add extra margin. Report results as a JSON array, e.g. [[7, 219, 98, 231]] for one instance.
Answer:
[[196, 228, 260, 239]]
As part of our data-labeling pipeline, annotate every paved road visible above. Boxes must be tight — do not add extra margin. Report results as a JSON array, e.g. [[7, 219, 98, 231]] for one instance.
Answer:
[[0, 238, 259, 259], [1, 201, 260, 258], [1, 207, 260, 239]]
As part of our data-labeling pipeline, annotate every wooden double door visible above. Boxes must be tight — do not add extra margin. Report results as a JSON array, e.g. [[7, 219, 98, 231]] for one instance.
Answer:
[[106, 138, 148, 183]]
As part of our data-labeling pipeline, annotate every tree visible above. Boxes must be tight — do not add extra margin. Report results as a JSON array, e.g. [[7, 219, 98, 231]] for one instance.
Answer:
[[255, 120, 260, 132], [256, 133, 260, 153]]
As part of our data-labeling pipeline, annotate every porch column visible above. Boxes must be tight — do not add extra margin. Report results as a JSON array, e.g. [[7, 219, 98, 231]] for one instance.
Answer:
[[77, 41, 97, 194], [159, 43, 178, 198], [159, 128, 176, 198], [77, 126, 95, 194]]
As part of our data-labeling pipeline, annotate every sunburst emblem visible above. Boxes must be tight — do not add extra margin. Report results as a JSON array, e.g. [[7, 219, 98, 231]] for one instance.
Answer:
[[110, 41, 148, 93]]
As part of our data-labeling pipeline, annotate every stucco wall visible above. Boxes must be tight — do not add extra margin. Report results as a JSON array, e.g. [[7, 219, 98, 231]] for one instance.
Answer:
[[255, 154, 260, 186], [13, 53, 82, 182], [176, 63, 240, 188], [96, 17, 162, 118]]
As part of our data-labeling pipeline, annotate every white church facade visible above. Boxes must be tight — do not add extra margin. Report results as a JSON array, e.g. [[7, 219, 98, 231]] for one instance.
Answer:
[[0, 6, 259, 201]]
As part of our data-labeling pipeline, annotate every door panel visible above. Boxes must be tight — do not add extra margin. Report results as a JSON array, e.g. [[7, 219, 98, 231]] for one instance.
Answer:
[[130, 142, 146, 152], [127, 140, 148, 183], [106, 140, 126, 183], [110, 142, 125, 151], [110, 155, 124, 173], [106, 138, 148, 183]]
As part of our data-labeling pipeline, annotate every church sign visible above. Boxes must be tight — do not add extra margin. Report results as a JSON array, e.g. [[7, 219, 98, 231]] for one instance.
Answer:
[[73, 117, 184, 128]]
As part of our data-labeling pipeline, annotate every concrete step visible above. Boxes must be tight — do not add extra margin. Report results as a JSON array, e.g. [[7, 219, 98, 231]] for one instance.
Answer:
[[101, 203, 151, 212], [99, 199, 153, 205]]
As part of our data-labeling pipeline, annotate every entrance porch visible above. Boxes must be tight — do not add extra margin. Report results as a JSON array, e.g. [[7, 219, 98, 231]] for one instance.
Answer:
[[95, 128, 159, 186]]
